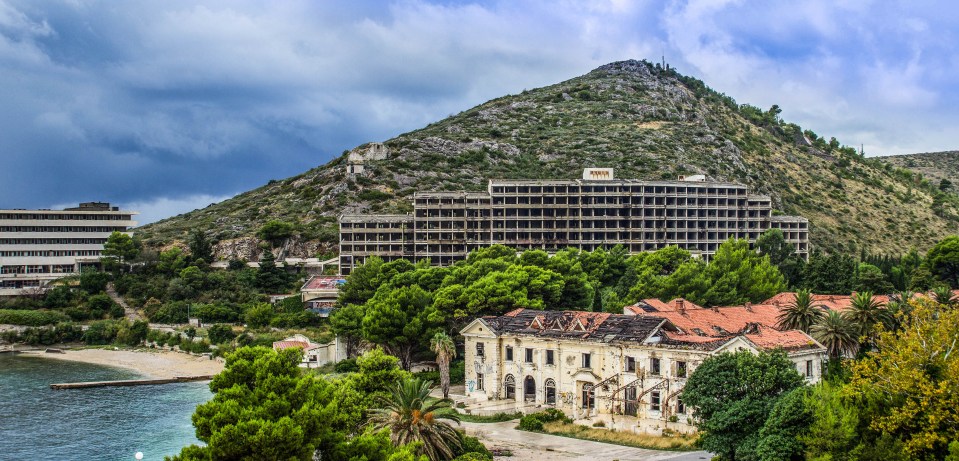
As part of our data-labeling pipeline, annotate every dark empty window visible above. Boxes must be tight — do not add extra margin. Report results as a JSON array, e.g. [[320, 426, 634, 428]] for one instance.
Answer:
[[525, 348, 533, 363], [625, 356, 636, 372], [476, 342, 485, 357], [545, 350, 554, 365], [676, 361, 687, 378], [582, 353, 592, 368], [650, 357, 661, 376], [505, 346, 513, 361]]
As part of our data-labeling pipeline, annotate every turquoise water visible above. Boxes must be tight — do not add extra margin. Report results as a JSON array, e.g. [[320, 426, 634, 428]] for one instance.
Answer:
[[0, 354, 212, 461]]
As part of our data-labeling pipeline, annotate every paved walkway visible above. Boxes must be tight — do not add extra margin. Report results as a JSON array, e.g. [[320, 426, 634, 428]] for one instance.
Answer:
[[460, 420, 711, 461]]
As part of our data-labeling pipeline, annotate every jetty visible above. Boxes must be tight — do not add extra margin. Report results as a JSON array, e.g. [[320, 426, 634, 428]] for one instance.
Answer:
[[50, 375, 214, 390]]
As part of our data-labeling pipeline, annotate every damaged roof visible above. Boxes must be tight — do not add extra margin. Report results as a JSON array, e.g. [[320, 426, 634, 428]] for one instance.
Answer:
[[483, 308, 666, 343]]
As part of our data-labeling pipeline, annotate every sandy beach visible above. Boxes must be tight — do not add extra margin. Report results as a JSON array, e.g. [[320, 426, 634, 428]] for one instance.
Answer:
[[19, 348, 224, 379]]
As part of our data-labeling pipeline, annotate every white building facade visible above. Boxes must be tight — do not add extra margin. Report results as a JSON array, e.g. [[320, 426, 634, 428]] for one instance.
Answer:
[[0, 202, 137, 294], [461, 308, 826, 435]]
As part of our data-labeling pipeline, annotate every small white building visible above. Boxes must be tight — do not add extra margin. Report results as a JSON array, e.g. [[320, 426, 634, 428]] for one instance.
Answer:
[[273, 334, 347, 368], [461, 308, 826, 434]]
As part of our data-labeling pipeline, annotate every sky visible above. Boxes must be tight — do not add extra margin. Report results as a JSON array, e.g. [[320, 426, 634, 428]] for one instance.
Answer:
[[2, 0, 957, 224]]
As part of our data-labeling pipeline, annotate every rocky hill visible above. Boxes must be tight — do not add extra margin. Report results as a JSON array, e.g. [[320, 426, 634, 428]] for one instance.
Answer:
[[877, 151, 959, 192], [137, 60, 959, 260]]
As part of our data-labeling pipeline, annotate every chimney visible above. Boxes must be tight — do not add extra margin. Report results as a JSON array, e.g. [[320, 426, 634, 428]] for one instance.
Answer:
[[745, 302, 753, 312], [675, 299, 686, 314]]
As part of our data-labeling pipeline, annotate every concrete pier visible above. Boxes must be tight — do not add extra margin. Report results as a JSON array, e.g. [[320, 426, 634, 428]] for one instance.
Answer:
[[50, 375, 214, 390]]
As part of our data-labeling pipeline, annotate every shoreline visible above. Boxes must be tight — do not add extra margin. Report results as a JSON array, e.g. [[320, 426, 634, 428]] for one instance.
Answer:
[[16, 347, 225, 379]]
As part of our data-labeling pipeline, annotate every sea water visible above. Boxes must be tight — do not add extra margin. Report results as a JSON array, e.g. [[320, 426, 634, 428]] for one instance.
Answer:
[[0, 354, 211, 461]]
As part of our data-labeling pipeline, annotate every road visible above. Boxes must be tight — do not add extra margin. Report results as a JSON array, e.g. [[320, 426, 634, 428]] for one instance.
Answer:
[[459, 420, 712, 461]]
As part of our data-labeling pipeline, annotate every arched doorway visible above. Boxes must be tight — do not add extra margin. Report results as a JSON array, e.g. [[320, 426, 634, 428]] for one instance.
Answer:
[[504, 374, 516, 400], [524, 376, 536, 402], [545, 379, 556, 405]]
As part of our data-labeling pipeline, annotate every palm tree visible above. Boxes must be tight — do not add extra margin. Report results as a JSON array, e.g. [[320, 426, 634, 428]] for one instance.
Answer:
[[811, 310, 859, 359], [885, 291, 915, 332], [845, 291, 892, 341], [931, 285, 958, 307], [776, 289, 824, 333], [369, 378, 462, 461], [430, 332, 457, 399]]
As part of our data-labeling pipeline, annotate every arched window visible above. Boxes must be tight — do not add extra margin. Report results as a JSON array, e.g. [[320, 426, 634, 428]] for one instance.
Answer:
[[504, 374, 516, 400], [545, 379, 556, 405], [581, 382, 595, 409]]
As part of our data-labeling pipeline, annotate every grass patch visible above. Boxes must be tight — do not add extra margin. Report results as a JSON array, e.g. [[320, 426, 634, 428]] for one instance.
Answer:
[[539, 421, 699, 451]]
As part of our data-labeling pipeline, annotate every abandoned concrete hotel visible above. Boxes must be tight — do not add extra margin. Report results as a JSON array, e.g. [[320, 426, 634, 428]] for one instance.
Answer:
[[0, 202, 137, 294], [339, 168, 809, 274], [460, 297, 827, 434]]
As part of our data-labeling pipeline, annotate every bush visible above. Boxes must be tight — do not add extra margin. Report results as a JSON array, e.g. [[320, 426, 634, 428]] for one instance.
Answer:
[[83, 320, 121, 345], [456, 434, 492, 460], [519, 409, 572, 431], [79, 270, 110, 293], [1, 323, 83, 345], [334, 358, 359, 373], [450, 359, 466, 384], [207, 324, 236, 345], [0, 309, 71, 326], [179, 338, 211, 354], [116, 320, 149, 346], [64, 307, 91, 321], [244, 303, 274, 328], [150, 301, 188, 324]]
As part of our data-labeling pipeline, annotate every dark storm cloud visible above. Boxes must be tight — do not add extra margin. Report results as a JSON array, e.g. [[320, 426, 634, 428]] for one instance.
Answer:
[[1, 0, 956, 223]]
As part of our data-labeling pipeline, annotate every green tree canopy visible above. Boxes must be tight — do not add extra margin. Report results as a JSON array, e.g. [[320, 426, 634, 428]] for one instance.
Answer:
[[681, 349, 805, 460], [257, 220, 296, 247], [101, 231, 139, 271], [926, 235, 959, 288], [362, 285, 441, 370]]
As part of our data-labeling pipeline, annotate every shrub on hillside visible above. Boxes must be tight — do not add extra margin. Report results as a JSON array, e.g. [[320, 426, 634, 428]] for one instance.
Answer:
[[0, 309, 71, 326], [82, 320, 121, 345]]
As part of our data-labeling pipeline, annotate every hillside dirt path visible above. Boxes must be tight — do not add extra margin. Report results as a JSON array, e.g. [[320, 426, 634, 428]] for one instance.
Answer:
[[106, 282, 143, 321]]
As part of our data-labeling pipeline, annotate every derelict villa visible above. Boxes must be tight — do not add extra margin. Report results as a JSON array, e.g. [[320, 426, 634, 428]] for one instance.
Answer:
[[460, 295, 828, 434]]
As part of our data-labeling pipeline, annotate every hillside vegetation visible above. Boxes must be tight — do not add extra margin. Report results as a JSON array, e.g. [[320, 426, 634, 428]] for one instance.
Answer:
[[137, 60, 959, 258], [878, 150, 959, 192]]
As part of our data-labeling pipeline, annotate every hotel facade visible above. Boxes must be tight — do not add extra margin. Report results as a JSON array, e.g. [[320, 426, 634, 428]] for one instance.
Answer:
[[0, 202, 137, 294], [339, 168, 809, 274]]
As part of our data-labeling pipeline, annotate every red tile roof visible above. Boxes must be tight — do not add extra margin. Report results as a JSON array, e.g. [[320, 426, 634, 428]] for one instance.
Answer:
[[625, 297, 823, 352], [630, 301, 782, 335], [744, 326, 820, 351], [761, 292, 892, 312], [625, 298, 704, 314], [272, 340, 319, 351]]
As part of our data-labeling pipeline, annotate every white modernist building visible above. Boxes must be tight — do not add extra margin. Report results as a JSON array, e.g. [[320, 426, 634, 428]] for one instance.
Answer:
[[0, 202, 137, 294]]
